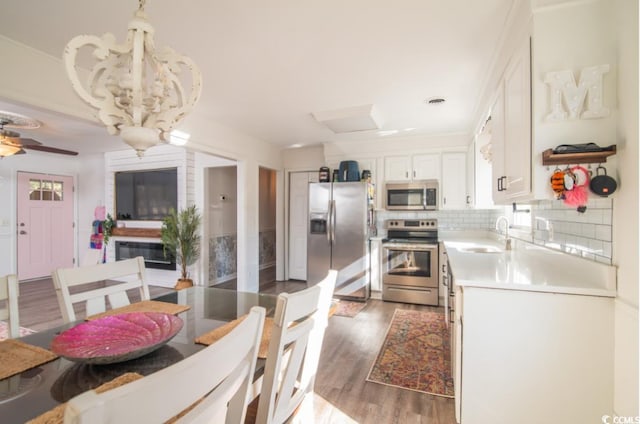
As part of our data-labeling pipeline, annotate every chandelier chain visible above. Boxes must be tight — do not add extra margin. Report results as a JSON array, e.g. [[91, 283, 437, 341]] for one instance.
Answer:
[[139, 0, 146, 12]]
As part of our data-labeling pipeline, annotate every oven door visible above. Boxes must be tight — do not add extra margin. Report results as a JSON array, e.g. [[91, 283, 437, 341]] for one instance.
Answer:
[[382, 243, 438, 288]]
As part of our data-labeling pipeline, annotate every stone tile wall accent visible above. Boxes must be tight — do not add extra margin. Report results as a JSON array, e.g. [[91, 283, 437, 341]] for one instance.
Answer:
[[208, 234, 237, 283], [259, 229, 276, 267]]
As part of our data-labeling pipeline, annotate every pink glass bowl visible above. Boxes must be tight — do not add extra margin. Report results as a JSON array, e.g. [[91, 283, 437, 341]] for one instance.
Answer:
[[51, 312, 184, 365]]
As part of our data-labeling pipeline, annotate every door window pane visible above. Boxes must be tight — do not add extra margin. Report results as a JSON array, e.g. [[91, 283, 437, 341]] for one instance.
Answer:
[[53, 181, 63, 201], [42, 180, 53, 201], [29, 179, 41, 200]]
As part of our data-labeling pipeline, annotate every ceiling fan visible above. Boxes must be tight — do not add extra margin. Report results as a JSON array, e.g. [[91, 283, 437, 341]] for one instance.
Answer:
[[0, 111, 78, 157]]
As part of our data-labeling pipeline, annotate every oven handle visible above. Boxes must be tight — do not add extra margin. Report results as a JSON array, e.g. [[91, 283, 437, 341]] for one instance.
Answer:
[[382, 243, 439, 252]]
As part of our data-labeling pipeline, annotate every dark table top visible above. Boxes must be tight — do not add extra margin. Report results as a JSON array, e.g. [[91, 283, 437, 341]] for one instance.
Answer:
[[0, 287, 278, 424]]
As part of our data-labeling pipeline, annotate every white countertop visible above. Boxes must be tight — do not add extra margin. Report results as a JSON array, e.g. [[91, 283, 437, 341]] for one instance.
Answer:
[[441, 231, 617, 297]]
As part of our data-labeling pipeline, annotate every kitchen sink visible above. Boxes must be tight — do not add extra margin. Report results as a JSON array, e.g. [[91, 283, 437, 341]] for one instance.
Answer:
[[459, 246, 503, 254]]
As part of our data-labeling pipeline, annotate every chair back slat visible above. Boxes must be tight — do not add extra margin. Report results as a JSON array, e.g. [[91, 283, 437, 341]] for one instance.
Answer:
[[52, 257, 150, 323]]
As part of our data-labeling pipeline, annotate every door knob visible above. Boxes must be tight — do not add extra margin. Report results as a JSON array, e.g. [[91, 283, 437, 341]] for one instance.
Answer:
[[19, 230, 27, 235]]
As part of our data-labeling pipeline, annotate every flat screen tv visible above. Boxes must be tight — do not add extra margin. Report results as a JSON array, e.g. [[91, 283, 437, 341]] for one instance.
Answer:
[[115, 168, 178, 221]]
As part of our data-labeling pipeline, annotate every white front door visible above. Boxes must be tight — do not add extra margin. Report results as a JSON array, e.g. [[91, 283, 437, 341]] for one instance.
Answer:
[[17, 172, 74, 280], [288, 171, 317, 280]]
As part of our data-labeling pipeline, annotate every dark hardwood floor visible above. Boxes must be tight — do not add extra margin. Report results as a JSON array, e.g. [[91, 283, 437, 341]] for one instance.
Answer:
[[13, 276, 455, 423]]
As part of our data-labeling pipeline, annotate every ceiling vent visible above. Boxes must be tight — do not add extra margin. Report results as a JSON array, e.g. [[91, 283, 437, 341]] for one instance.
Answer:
[[312, 104, 382, 133]]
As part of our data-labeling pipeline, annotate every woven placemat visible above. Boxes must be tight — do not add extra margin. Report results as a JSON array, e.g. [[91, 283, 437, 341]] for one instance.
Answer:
[[0, 339, 58, 381], [86, 300, 191, 320], [27, 372, 143, 424], [195, 316, 273, 359]]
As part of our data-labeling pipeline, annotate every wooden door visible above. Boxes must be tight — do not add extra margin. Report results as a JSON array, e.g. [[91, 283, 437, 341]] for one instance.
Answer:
[[17, 172, 74, 280]]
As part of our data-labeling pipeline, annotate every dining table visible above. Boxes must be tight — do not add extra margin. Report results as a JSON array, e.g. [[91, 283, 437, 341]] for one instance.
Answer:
[[0, 286, 278, 424]]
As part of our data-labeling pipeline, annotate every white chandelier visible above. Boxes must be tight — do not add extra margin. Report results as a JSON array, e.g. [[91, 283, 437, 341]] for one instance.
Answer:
[[63, 0, 202, 157]]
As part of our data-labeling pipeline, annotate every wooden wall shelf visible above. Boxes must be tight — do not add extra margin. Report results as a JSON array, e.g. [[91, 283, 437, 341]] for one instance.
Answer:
[[111, 227, 162, 238], [542, 145, 616, 166]]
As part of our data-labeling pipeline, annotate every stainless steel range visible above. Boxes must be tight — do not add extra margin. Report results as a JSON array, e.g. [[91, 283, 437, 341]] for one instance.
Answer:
[[381, 219, 439, 306]]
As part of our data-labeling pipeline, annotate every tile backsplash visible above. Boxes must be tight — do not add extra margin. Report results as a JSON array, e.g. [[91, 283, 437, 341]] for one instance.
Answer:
[[527, 197, 613, 264], [376, 196, 613, 264]]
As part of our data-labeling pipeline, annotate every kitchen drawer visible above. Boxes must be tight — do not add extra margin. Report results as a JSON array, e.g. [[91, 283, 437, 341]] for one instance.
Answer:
[[382, 285, 439, 306]]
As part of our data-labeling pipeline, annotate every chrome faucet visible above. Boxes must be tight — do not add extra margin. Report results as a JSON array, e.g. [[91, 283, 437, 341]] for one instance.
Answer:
[[495, 215, 512, 250]]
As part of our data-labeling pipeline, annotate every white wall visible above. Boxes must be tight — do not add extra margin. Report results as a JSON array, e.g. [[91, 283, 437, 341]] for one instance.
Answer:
[[612, 0, 638, 416], [0, 151, 101, 277]]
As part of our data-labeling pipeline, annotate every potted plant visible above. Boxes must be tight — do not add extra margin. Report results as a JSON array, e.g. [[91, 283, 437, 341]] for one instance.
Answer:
[[161, 205, 202, 290]]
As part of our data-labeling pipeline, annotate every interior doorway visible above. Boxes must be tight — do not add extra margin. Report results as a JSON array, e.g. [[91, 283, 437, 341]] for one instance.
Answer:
[[17, 171, 74, 280], [207, 165, 238, 286], [259, 167, 277, 285]]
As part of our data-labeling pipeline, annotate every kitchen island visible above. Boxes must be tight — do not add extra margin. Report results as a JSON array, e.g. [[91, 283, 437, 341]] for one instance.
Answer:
[[441, 231, 616, 424]]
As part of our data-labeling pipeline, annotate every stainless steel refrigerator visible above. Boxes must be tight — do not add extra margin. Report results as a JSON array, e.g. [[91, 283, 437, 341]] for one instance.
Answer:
[[307, 181, 371, 301]]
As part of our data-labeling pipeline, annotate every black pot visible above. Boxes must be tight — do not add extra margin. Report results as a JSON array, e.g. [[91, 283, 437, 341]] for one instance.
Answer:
[[590, 166, 617, 197]]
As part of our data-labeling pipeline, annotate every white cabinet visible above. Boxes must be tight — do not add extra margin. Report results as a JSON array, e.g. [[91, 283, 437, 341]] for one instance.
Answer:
[[441, 152, 467, 209], [457, 286, 613, 423], [384, 154, 440, 182], [491, 37, 532, 204]]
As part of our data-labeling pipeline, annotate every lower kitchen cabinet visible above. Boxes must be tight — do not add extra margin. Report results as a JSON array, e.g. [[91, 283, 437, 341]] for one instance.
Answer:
[[456, 287, 613, 423]]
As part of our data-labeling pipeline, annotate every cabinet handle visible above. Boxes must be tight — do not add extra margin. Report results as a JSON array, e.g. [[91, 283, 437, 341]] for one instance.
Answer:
[[466, 195, 471, 204], [442, 264, 446, 273], [497, 176, 507, 192], [413, 170, 416, 178], [443, 275, 448, 287], [443, 197, 446, 205], [406, 171, 409, 179]]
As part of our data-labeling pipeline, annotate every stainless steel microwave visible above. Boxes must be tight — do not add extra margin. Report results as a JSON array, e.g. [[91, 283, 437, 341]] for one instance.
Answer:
[[385, 181, 439, 210]]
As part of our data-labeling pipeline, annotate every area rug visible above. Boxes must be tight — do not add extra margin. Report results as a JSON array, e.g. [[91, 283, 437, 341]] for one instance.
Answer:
[[366, 309, 454, 397], [333, 300, 367, 317], [0, 321, 37, 341]]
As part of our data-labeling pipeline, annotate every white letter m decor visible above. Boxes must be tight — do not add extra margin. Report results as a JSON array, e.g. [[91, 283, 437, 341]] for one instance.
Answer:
[[544, 64, 610, 121]]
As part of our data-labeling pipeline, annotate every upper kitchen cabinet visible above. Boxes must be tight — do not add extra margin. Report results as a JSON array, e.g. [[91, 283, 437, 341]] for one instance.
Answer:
[[484, 0, 617, 205], [384, 153, 440, 182], [441, 152, 468, 209], [491, 36, 532, 204]]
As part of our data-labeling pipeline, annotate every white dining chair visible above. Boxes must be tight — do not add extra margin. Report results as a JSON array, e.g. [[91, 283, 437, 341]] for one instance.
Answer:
[[252, 270, 337, 424], [0, 274, 20, 339], [52, 256, 150, 323], [64, 306, 266, 424]]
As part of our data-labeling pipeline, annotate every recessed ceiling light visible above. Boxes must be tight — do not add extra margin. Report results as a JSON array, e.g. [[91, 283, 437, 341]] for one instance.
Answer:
[[289, 144, 303, 148], [403, 128, 416, 132], [426, 97, 446, 105]]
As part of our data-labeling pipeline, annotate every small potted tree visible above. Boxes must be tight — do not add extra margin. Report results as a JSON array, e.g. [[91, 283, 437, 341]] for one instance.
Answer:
[[161, 205, 202, 290]]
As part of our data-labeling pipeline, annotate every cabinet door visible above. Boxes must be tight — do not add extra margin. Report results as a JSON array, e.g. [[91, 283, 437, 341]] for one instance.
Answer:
[[384, 156, 411, 181], [490, 86, 507, 204], [441, 152, 467, 209], [503, 37, 531, 199], [413, 154, 440, 180]]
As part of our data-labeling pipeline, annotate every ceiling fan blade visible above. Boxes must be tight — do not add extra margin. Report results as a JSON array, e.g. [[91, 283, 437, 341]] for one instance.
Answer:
[[22, 144, 78, 156], [16, 138, 43, 146]]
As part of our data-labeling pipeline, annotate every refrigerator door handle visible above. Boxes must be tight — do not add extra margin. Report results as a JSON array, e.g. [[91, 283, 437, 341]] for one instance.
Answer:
[[331, 200, 337, 243], [327, 200, 332, 242], [423, 187, 427, 210]]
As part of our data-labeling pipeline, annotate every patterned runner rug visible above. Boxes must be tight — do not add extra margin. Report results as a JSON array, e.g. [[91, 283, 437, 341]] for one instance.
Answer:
[[367, 309, 454, 397], [0, 321, 37, 341]]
